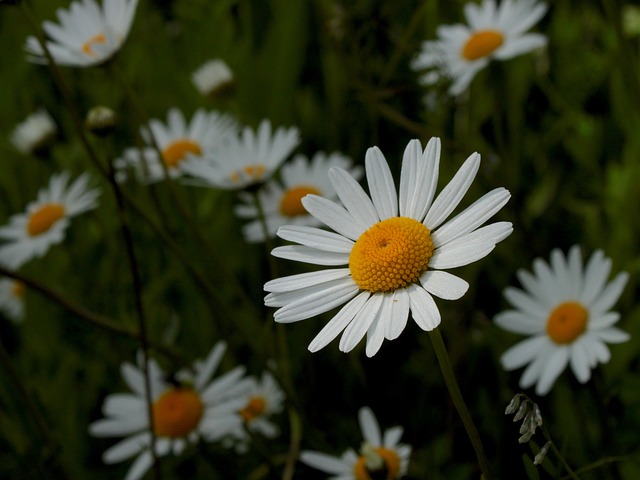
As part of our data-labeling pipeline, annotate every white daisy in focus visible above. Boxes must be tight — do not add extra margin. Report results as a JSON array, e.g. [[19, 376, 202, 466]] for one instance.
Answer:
[[89, 342, 252, 480], [0, 278, 25, 323], [228, 371, 285, 452], [412, 0, 548, 96], [264, 137, 512, 357], [180, 119, 300, 190], [115, 108, 238, 184], [300, 406, 411, 479], [192, 59, 234, 97], [234, 152, 363, 243], [0, 172, 100, 269], [496, 245, 630, 396], [10, 109, 57, 155], [25, 0, 139, 67]]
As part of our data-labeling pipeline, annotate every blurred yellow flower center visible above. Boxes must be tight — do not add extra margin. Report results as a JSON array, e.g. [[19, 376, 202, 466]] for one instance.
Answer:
[[546, 301, 588, 344], [27, 203, 65, 237], [239, 396, 267, 422], [353, 447, 401, 480], [152, 387, 204, 438], [350, 217, 433, 292], [461, 30, 504, 60], [11, 281, 25, 298], [82, 33, 107, 56], [162, 140, 202, 168], [229, 164, 266, 184], [279, 185, 320, 217]]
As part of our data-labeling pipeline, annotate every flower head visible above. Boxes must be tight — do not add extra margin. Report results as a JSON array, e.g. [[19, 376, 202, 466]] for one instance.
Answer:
[[235, 151, 362, 242], [0, 278, 25, 322], [180, 119, 300, 190], [0, 172, 100, 269], [192, 59, 234, 97], [412, 0, 548, 95], [25, 0, 139, 67], [264, 138, 512, 356], [10, 109, 57, 155], [115, 108, 238, 184], [89, 342, 251, 480], [300, 406, 411, 479], [496, 245, 630, 396]]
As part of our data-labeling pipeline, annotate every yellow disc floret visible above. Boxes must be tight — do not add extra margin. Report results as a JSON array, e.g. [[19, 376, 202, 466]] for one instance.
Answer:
[[461, 30, 504, 61], [27, 203, 65, 237], [239, 396, 267, 422], [279, 185, 320, 217], [349, 217, 433, 292], [546, 301, 588, 344], [152, 387, 204, 438], [82, 33, 107, 56], [229, 164, 266, 184], [353, 447, 401, 480], [162, 139, 202, 168]]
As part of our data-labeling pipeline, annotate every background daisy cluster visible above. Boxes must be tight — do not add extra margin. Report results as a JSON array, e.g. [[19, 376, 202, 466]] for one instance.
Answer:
[[1, 0, 640, 479]]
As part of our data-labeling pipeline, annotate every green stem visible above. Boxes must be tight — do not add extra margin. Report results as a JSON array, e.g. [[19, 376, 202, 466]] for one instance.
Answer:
[[428, 328, 493, 479], [540, 426, 580, 480]]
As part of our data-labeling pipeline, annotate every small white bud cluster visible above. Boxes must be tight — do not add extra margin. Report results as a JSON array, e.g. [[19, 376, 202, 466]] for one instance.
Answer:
[[505, 394, 550, 465]]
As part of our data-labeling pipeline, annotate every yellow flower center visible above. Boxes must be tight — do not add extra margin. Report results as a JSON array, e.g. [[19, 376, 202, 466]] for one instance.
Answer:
[[546, 301, 588, 344], [162, 139, 202, 168], [152, 387, 204, 438], [239, 396, 267, 422], [82, 33, 107, 56], [349, 217, 433, 292], [27, 203, 65, 237], [353, 447, 401, 480], [279, 185, 320, 217], [461, 29, 504, 61], [11, 281, 25, 299], [229, 164, 266, 184]]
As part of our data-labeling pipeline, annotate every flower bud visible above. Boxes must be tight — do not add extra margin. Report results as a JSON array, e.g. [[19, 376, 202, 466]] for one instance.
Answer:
[[85, 106, 118, 136]]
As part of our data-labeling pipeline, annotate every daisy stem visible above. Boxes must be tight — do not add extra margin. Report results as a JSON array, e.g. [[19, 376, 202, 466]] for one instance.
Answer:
[[540, 426, 580, 480], [428, 328, 493, 479]]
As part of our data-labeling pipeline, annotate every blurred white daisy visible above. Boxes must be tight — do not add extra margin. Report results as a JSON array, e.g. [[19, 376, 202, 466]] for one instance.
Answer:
[[227, 371, 285, 452], [412, 0, 548, 95], [192, 59, 234, 97], [10, 109, 57, 155], [496, 245, 630, 396], [115, 108, 238, 184], [264, 137, 512, 357], [300, 406, 411, 479], [25, 0, 139, 67], [0, 172, 100, 269], [89, 342, 251, 480], [0, 278, 25, 322], [181, 119, 300, 190], [234, 152, 363, 243]]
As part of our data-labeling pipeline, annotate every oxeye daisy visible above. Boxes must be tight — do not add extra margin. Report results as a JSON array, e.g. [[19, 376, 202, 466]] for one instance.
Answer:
[[192, 59, 234, 97], [89, 342, 252, 480], [10, 109, 57, 156], [0, 172, 100, 269], [264, 137, 512, 357], [300, 406, 411, 480], [0, 278, 25, 322], [115, 108, 238, 184], [495, 245, 630, 396], [180, 119, 300, 190], [234, 152, 363, 242], [24, 0, 139, 67], [412, 0, 548, 96]]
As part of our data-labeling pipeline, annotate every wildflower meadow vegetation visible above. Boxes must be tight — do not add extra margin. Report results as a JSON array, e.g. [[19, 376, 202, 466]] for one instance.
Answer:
[[1, 0, 640, 479]]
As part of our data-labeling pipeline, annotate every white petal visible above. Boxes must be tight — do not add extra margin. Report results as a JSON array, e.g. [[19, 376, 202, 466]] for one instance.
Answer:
[[407, 284, 441, 331], [329, 165, 379, 226], [271, 245, 350, 266], [589, 272, 629, 315], [385, 288, 410, 340], [399, 137, 440, 220], [265, 268, 351, 293], [276, 225, 354, 253], [300, 451, 350, 474], [302, 194, 366, 240], [359, 406, 382, 446], [194, 342, 226, 390], [580, 250, 610, 305], [535, 347, 569, 396], [124, 450, 154, 480], [500, 335, 548, 370], [503, 287, 548, 318], [419, 270, 469, 300], [383, 426, 404, 448], [339, 293, 384, 352], [103, 432, 148, 463], [308, 292, 370, 352], [365, 147, 398, 220], [593, 327, 630, 344], [569, 339, 591, 383], [494, 310, 545, 335]]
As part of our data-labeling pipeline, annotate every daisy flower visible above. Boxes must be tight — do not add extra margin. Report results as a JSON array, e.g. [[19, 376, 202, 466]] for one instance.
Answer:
[[115, 108, 238, 184], [10, 109, 57, 155], [234, 151, 363, 243], [192, 59, 234, 97], [300, 406, 411, 479], [412, 0, 548, 96], [180, 119, 300, 190], [0, 172, 100, 269], [89, 342, 252, 480], [25, 0, 139, 67], [496, 245, 630, 396], [226, 370, 285, 452], [264, 137, 512, 357], [0, 278, 25, 322]]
